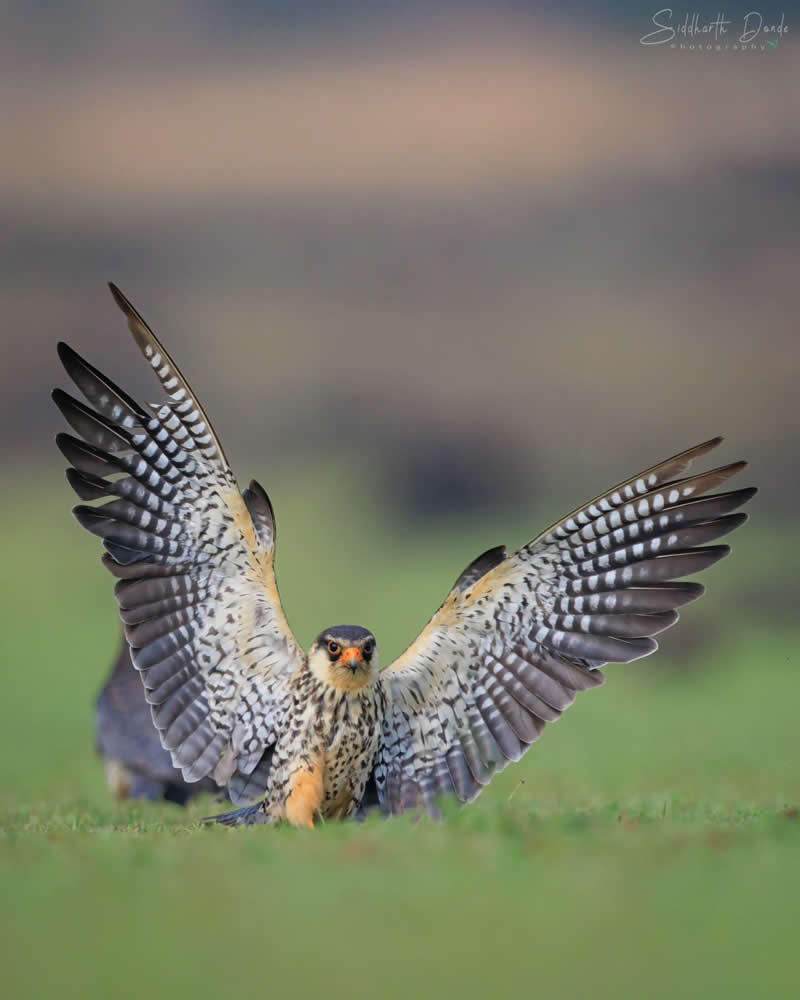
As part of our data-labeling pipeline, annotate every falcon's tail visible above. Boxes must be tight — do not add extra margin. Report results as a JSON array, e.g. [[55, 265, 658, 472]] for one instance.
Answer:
[[204, 802, 269, 827]]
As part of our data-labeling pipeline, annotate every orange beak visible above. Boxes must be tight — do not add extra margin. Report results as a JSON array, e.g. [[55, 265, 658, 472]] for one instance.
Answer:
[[340, 647, 364, 671]]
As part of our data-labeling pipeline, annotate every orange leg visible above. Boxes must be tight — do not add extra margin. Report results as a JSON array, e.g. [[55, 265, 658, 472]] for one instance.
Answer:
[[285, 760, 324, 829]]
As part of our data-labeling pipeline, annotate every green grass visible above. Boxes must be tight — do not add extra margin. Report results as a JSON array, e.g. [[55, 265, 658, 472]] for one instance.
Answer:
[[1, 464, 797, 999]]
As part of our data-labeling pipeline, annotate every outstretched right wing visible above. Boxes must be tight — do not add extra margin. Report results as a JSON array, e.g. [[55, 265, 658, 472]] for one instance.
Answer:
[[374, 438, 755, 815], [54, 285, 303, 801]]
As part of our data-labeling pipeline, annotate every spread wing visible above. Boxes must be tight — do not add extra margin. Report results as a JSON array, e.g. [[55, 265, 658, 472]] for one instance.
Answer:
[[54, 284, 303, 802], [375, 438, 756, 816]]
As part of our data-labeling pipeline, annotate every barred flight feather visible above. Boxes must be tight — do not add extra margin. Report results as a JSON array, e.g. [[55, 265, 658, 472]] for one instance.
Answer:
[[229, 749, 275, 804]]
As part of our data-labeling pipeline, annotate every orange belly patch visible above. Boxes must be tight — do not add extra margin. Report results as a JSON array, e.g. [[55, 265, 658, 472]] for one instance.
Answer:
[[285, 760, 325, 829]]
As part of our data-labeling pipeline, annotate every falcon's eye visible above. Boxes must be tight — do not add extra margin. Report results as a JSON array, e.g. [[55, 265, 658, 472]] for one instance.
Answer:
[[363, 641, 374, 658], [327, 640, 340, 657]]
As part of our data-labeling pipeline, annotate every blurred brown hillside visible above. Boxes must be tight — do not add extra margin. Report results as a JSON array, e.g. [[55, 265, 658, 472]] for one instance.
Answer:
[[2, 10, 797, 517]]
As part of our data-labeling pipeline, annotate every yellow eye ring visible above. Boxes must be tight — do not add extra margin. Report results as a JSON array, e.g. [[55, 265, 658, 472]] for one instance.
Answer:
[[327, 640, 340, 656]]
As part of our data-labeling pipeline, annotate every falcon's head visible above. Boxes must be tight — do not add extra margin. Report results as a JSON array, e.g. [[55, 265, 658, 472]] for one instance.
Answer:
[[308, 625, 379, 692]]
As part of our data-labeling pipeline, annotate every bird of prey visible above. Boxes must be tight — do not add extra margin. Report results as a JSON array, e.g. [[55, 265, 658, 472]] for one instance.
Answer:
[[53, 285, 755, 828], [96, 630, 217, 804]]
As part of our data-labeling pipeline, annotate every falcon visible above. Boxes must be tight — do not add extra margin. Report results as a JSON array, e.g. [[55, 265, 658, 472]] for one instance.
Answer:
[[53, 285, 756, 828]]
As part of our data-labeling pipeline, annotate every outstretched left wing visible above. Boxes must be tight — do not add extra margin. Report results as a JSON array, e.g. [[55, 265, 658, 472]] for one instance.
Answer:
[[54, 285, 303, 801], [374, 438, 755, 816]]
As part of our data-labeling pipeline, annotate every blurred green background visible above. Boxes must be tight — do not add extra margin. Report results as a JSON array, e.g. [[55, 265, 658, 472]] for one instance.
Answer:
[[1, 3, 798, 999]]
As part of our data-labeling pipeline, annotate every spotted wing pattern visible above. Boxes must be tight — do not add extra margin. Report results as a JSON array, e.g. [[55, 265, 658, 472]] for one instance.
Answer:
[[54, 285, 303, 798], [375, 438, 755, 815]]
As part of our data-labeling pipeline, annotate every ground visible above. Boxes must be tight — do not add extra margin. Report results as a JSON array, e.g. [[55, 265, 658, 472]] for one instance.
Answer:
[[1, 466, 797, 999]]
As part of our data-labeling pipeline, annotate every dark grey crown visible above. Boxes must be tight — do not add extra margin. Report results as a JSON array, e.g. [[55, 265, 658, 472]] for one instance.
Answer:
[[315, 625, 375, 645]]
